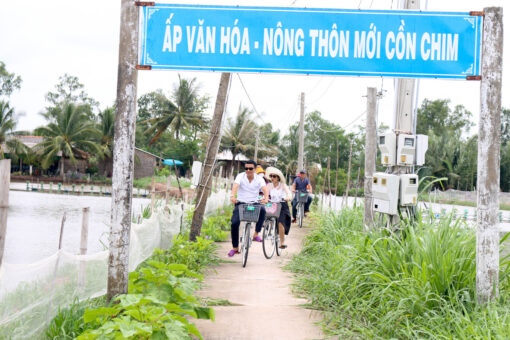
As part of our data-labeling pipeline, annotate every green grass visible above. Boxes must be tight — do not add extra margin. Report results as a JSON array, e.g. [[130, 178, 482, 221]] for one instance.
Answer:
[[133, 176, 191, 189], [287, 208, 510, 339], [45, 296, 106, 340]]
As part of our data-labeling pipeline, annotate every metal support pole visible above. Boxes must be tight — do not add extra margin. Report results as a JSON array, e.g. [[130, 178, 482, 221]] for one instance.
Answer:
[[476, 7, 503, 304], [108, 0, 139, 302], [364, 88, 377, 227]]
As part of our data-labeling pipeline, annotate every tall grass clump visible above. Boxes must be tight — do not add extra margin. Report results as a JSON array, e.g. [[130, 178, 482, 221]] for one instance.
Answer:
[[288, 208, 510, 339]]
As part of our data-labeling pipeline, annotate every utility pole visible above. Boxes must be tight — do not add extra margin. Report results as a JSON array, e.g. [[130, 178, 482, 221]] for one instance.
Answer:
[[190, 73, 231, 241], [108, 0, 138, 302], [254, 130, 259, 162], [477, 7, 503, 305], [394, 0, 419, 136], [364, 87, 377, 227], [297, 92, 305, 171]]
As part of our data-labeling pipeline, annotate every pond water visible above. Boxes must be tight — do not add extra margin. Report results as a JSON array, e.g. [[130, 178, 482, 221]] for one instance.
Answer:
[[3, 191, 150, 264]]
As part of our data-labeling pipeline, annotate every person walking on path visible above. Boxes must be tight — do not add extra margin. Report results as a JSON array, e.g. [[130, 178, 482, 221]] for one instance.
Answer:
[[228, 160, 269, 257], [266, 166, 292, 249], [291, 169, 312, 223]]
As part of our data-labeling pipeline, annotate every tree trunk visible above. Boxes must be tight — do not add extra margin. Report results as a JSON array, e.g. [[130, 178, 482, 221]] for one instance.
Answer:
[[107, 0, 138, 303], [60, 158, 65, 180], [189, 73, 231, 241]]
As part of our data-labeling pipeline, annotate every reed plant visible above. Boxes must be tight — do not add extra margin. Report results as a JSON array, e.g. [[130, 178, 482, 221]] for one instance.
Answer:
[[288, 208, 510, 339]]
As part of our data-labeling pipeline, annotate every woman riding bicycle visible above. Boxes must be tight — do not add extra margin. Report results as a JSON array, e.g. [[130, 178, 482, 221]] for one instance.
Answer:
[[228, 160, 269, 257], [266, 167, 292, 249]]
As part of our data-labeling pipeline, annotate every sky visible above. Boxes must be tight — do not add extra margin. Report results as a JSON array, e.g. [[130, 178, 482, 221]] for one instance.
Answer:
[[0, 0, 508, 137]]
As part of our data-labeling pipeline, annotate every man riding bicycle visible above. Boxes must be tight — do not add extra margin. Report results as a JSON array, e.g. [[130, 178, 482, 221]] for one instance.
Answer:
[[291, 169, 312, 223], [228, 160, 269, 257]]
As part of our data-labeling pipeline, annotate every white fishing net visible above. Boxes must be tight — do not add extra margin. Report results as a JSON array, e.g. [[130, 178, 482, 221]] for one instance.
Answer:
[[0, 188, 230, 339]]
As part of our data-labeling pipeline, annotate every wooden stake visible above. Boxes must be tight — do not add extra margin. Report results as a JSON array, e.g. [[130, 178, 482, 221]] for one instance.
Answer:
[[151, 176, 155, 213], [354, 167, 361, 207], [79, 207, 89, 291], [476, 6, 503, 304], [80, 208, 89, 255], [0, 159, 11, 266], [165, 175, 170, 205], [343, 140, 353, 208], [327, 157, 332, 208]]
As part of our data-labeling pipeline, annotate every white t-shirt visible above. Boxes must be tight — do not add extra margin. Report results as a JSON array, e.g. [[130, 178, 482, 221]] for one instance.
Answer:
[[234, 172, 266, 202], [267, 182, 291, 202]]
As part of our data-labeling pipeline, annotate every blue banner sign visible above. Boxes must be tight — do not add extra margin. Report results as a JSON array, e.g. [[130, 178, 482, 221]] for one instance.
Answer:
[[139, 4, 482, 79]]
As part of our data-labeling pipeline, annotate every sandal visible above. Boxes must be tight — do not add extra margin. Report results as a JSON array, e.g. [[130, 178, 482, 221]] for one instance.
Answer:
[[227, 249, 239, 257], [279, 245, 288, 249], [252, 236, 262, 242]]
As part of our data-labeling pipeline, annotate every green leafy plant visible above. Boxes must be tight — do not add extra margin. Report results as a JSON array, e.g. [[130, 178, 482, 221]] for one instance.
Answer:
[[150, 235, 219, 274], [76, 261, 213, 339]]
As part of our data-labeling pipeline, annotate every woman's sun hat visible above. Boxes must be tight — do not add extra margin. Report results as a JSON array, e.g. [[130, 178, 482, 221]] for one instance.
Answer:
[[265, 166, 286, 183]]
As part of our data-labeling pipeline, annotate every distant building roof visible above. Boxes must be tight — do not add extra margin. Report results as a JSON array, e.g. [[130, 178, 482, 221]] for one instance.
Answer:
[[216, 150, 250, 161], [135, 147, 164, 160], [13, 135, 43, 148]]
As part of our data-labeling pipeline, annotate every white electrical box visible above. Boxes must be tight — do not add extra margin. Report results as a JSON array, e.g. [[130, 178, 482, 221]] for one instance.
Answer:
[[372, 172, 400, 215], [400, 174, 418, 206], [378, 133, 397, 166], [397, 134, 416, 166], [415, 135, 429, 166]]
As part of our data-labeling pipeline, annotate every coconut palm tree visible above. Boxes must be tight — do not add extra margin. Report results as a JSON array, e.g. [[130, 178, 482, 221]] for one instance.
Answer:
[[0, 100, 28, 160], [98, 107, 115, 158], [145, 75, 208, 144], [36, 103, 101, 177], [220, 105, 257, 174]]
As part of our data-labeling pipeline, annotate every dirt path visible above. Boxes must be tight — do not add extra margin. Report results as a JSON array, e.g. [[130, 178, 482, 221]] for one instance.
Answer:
[[194, 221, 324, 340]]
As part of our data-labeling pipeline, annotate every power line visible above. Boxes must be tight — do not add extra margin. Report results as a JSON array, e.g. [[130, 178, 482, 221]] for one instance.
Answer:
[[236, 74, 265, 123], [306, 77, 336, 106]]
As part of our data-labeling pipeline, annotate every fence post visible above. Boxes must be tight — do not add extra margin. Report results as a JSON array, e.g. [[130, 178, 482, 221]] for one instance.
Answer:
[[165, 176, 170, 205], [151, 177, 155, 212], [79, 207, 90, 292], [0, 159, 11, 266]]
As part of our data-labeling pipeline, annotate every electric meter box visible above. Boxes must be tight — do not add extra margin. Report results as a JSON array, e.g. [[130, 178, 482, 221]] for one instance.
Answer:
[[400, 174, 418, 206], [372, 172, 400, 215], [415, 135, 429, 166], [378, 133, 397, 166], [397, 134, 416, 166]]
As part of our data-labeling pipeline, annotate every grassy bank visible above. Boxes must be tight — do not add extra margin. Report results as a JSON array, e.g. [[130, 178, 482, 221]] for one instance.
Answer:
[[288, 208, 510, 339], [133, 176, 191, 189]]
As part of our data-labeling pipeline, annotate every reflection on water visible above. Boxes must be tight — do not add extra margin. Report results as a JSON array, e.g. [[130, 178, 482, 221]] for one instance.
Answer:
[[4, 191, 150, 264]]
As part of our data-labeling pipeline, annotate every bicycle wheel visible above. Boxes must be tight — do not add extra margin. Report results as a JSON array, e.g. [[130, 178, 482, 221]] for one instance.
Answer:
[[242, 222, 251, 267], [298, 203, 304, 228], [275, 218, 282, 256], [263, 219, 276, 259]]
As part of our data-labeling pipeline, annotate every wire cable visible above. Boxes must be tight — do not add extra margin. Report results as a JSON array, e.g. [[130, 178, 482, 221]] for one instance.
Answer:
[[237, 74, 265, 123]]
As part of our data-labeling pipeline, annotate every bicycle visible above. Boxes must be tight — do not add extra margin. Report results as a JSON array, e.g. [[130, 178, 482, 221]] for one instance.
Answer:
[[262, 202, 283, 259], [238, 202, 263, 267], [296, 191, 309, 228]]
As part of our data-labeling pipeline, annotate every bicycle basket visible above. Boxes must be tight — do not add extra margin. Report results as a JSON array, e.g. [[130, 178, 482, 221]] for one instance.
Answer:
[[265, 202, 281, 218], [239, 204, 262, 222], [297, 192, 309, 203]]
